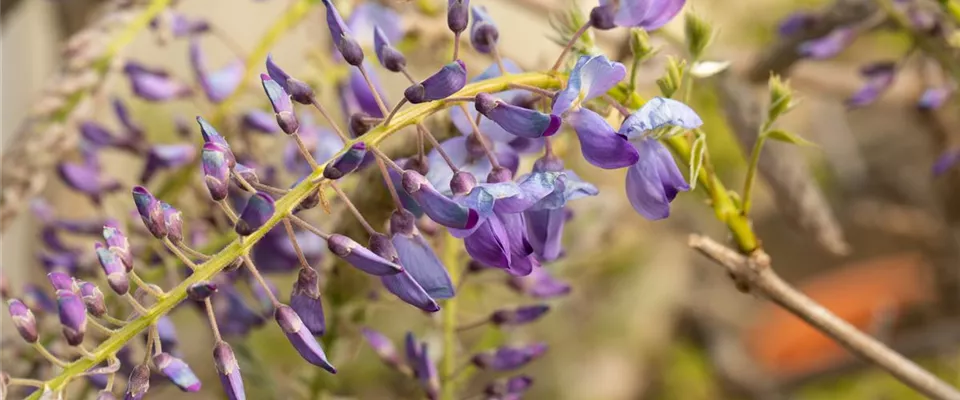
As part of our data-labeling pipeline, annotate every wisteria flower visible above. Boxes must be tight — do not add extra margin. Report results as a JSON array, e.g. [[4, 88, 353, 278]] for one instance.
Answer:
[[847, 62, 896, 108], [424, 136, 518, 195], [552, 55, 626, 116], [189, 39, 244, 103], [450, 59, 534, 143], [593, 0, 686, 30]]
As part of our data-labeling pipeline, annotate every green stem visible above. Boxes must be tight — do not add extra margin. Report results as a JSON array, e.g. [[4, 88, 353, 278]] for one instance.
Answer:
[[440, 231, 462, 400], [740, 134, 767, 216], [26, 72, 562, 399]]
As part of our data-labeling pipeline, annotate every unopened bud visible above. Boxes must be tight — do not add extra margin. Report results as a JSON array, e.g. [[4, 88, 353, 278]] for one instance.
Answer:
[[767, 74, 794, 123], [684, 12, 713, 59], [629, 29, 656, 62]]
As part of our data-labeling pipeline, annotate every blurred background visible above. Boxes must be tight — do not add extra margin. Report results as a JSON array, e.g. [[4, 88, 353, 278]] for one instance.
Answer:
[[2, 0, 959, 399]]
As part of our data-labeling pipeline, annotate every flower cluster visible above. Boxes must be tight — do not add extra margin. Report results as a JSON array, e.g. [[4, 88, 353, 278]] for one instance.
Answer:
[[1, 0, 706, 399]]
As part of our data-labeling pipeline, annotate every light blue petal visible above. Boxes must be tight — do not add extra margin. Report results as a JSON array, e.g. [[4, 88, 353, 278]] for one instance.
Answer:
[[619, 97, 703, 138]]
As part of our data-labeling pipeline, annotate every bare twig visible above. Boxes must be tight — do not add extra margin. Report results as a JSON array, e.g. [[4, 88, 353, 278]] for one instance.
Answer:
[[688, 234, 960, 400]]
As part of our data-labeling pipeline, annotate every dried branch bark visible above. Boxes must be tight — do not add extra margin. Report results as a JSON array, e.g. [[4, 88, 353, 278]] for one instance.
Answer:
[[689, 234, 960, 400]]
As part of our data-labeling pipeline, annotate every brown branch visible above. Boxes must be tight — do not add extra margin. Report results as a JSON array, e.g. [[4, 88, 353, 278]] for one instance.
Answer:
[[688, 234, 960, 400]]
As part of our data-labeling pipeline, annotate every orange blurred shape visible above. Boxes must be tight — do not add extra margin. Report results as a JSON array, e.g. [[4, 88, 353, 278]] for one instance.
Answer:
[[743, 252, 935, 380]]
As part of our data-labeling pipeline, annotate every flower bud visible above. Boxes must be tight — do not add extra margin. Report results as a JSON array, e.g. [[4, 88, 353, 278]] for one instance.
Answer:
[[374, 26, 407, 72], [485, 375, 534, 396], [490, 304, 549, 326], [161, 202, 184, 243], [79, 281, 107, 317], [684, 12, 713, 59], [322, 0, 364, 66], [7, 299, 38, 343], [125, 364, 151, 400], [103, 223, 132, 271], [214, 341, 245, 400], [349, 112, 378, 137], [132, 186, 166, 239], [260, 73, 293, 114], [202, 143, 232, 202], [474, 93, 561, 139], [768, 74, 794, 122], [322, 142, 367, 179], [656, 56, 686, 98], [290, 267, 325, 336], [327, 234, 403, 276], [447, 0, 470, 34], [47, 271, 77, 293], [630, 28, 656, 62], [277, 111, 300, 135], [275, 304, 337, 373], [196, 117, 234, 165], [95, 243, 129, 295], [187, 281, 218, 301], [57, 291, 87, 346], [401, 171, 479, 229], [154, 352, 202, 392], [470, 6, 499, 54], [450, 171, 478, 195], [361, 328, 406, 371], [235, 192, 275, 236], [404, 60, 467, 104], [590, 5, 617, 30], [233, 163, 259, 185], [472, 343, 547, 371]]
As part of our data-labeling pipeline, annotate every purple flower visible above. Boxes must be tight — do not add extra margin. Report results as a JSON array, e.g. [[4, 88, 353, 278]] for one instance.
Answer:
[[424, 136, 519, 195], [189, 39, 244, 103], [405, 333, 440, 399], [402, 170, 480, 229], [491, 304, 550, 326], [349, 2, 403, 47], [799, 28, 857, 59], [213, 341, 245, 400], [486, 375, 534, 397], [389, 210, 455, 299], [242, 110, 279, 134], [57, 291, 87, 345], [265, 55, 315, 105], [448, 0, 471, 34], [404, 60, 468, 104], [349, 65, 390, 118], [260, 73, 299, 134], [123, 62, 192, 101], [566, 109, 639, 169], [595, 0, 686, 30], [103, 223, 133, 271], [371, 233, 441, 312], [848, 62, 896, 108], [154, 353, 201, 392], [7, 299, 38, 343], [48, 271, 76, 293], [290, 267, 325, 336], [161, 202, 184, 242], [95, 242, 129, 295], [508, 267, 571, 298], [361, 328, 405, 370], [472, 343, 547, 371], [57, 161, 121, 204], [132, 186, 167, 239], [196, 116, 234, 156], [79, 281, 106, 317], [553, 55, 626, 116], [625, 138, 689, 219], [778, 12, 816, 36], [321, 0, 364, 66], [374, 26, 407, 72], [141, 144, 196, 183], [470, 6, 499, 54], [275, 304, 337, 373], [475, 93, 561, 139], [933, 149, 960, 176], [918, 87, 952, 110], [80, 121, 127, 150], [22, 284, 57, 314], [235, 192, 275, 236], [523, 159, 598, 261], [327, 234, 403, 276], [202, 143, 232, 201], [451, 60, 533, 143], [323, 142, 368, 179], [618, 97, 703, 136]]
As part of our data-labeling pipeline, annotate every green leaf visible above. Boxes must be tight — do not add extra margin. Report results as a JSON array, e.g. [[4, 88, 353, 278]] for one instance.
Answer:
[[765, 129, 815, 146], [689, 133, 707, 190]]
